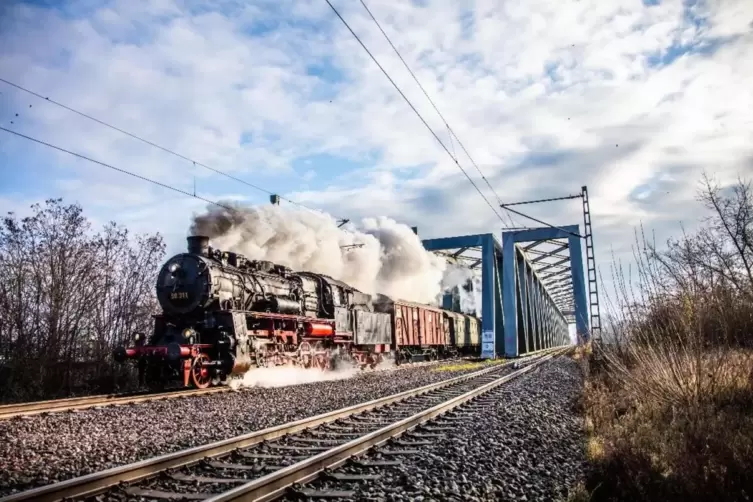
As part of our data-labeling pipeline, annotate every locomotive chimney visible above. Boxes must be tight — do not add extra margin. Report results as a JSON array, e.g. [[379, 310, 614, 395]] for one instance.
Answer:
[[187, 235, 210, 256]]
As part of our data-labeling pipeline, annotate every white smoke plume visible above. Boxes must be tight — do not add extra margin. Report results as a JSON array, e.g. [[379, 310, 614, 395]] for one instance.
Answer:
[[190, 203, 449, 304], [228, 364, 358, 390], [441, 263, 483, 316], [464, 274, 483, 316]]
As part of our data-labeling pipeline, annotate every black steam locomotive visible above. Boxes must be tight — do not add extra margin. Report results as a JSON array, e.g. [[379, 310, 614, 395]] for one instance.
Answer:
[[114, 236, 395, 388]]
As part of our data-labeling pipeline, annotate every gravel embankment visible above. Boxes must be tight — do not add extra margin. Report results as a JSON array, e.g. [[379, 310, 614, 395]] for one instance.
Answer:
[[289, 356, 587, 502], [0, 362, 501, 497]]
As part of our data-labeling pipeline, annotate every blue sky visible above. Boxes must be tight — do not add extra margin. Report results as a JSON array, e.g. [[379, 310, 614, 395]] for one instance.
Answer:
[[1, 0, 752, 303]]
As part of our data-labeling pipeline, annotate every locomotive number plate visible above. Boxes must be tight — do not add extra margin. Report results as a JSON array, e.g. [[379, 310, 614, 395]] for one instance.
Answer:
[[170, 291, 189, 300]]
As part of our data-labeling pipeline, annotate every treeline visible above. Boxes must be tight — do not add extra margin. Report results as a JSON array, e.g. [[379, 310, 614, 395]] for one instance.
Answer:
[[0, 199, 165, 403], [580, 175, 753, 502]]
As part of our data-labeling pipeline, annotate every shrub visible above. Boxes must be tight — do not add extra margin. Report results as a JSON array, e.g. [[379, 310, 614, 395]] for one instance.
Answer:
[[582, 175, 753, 502]]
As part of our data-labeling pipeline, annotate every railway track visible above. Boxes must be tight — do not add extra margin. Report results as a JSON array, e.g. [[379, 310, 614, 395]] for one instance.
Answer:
[[0, 357, 466, 421], [0, 348, 564, 502], [0, 386, 231, 421]]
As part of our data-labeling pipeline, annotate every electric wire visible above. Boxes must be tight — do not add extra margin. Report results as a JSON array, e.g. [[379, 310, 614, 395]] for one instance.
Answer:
[[356, 0, 517, 229], [0, 126, 235, 212], [0, 77, 342, 221], [323, 0, 509, 225]]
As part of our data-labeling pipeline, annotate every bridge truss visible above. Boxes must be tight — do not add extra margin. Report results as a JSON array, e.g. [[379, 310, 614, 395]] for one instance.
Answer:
[[420, 186, 599, 358]]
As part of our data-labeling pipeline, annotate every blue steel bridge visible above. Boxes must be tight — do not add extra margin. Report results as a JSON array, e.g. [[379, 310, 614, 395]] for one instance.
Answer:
[[419, 187, 601, 358]]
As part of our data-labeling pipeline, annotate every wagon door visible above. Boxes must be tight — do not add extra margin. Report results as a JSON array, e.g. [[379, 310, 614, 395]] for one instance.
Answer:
[[395, 303, 417, 347], [424, 309, 441, 346], [412, 305, 421, 346]]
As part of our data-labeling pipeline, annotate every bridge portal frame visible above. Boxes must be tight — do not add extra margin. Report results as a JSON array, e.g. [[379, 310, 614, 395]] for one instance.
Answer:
[[421, 226, 583, 358], [501, 225, 588, 358]]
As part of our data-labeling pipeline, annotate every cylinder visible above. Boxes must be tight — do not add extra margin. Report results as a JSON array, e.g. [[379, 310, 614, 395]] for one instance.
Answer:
[[305, 322, 334, 336], [166, 342, 191, 360], [187, 235, 209, 256], [113, 346, 137, 362]]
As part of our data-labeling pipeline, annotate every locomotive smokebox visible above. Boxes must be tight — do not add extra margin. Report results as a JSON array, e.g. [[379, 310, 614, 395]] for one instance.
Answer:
[[187, 235, 209, 256]]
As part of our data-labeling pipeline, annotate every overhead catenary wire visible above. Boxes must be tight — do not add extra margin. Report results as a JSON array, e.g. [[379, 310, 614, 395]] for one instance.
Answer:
[[356, 0, 517, 229], [0, 126, 236, 212], [502, 204, 582, 239], [0, 126, 364, 250], [323, 0, 509, 226], [0, 77, 342, 222]]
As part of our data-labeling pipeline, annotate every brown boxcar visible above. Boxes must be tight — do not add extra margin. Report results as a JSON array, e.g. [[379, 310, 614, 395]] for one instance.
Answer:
[[392, 300, 447, 348]]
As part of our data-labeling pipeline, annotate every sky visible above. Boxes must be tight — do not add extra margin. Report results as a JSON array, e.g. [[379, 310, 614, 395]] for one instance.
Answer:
[[1, 0, 752, 313]]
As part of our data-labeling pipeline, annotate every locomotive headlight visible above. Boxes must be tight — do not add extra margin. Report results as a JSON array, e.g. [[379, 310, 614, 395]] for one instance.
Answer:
[[169, 262, 181, 274], [182, 328, 196, 344], [133, 332, 145, 346]]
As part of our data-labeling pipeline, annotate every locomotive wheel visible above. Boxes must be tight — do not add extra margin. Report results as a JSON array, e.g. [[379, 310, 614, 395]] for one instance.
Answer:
[[369, 353, 382, 369], [298, 341, 313, 369], [255, 350, 268, 368], [191, 353, 212, 389], [312, 342, 330, 371]]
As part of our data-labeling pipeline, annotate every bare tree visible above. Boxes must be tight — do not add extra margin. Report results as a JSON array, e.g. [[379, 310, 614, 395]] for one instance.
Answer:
[[0, 199, 164, 402]]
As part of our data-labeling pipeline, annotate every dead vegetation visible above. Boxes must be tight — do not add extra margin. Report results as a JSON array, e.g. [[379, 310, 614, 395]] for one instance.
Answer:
[[581, 174, 753, 501], [0, 199, 165, 403]]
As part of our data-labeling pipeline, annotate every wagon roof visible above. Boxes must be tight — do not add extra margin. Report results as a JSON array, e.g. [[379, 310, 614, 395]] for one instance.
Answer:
[[385, 297, 444, 312]]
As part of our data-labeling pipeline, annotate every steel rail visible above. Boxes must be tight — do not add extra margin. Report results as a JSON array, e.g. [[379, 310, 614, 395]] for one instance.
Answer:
[[0, 358, 456, 421], [206, 348, 566, 501], [0, 350, 562, 502], [0, 386, 230, 421]]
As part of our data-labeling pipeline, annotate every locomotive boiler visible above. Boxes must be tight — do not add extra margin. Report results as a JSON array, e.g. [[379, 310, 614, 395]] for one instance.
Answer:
[[114, 236, 394, 388]]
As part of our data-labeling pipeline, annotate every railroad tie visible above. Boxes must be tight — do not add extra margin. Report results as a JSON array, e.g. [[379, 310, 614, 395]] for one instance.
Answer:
[[206, 460, 278, 472], [169, 472, 248, 484], [289, 437, 345, 445], [392, 440, 434, 447], [267, 444, 332, 452], [375, 448, 421, 456], [351, 459, 403, 467], [287, 488, 357, 499], [236, 451, 306, 461], [323, 472, 383, 481], [310, 430, 363, 438], [124, 487, 209, 500]]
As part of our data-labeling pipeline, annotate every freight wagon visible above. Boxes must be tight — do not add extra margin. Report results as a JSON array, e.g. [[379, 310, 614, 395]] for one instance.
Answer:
[[444, 311, 481, 356], [373, 296, 452, 363]]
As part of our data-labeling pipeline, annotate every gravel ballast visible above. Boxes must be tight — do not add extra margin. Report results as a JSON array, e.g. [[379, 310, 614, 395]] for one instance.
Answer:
[[0, 361, 505, 496], [286, 355, 587, 502]]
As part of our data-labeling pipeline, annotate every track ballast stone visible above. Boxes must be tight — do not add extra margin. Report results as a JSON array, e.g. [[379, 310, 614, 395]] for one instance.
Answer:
[[0, 362, 502, 497], [285, 356, 586, 502]]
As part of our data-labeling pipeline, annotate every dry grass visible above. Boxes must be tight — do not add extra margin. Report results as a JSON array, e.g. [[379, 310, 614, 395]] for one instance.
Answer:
[[581, 321, 753, 501], [563, 482, 595, 502], [579, 174, 753, 501], [432, 358, 507, 372]]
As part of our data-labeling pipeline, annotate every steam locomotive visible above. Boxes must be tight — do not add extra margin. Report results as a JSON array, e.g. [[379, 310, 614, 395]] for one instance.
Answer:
[[114, 236, 480, 388]]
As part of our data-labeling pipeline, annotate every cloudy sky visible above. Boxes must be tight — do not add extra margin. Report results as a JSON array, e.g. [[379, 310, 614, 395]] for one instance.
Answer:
[[1, 0, 752, 306]]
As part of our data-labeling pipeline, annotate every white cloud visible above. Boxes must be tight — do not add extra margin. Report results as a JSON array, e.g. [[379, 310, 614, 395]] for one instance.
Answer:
[[0, 0, 752, 308]]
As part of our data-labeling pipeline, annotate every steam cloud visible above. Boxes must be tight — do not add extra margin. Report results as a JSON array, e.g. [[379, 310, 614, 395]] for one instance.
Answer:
[[441, 263, 483, 316], [191, 203, 457, 305], [229, 365, 358, 390]]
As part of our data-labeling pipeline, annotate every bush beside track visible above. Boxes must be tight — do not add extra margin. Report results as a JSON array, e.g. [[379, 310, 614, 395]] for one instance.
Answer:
[[574, 175, 753, 502]]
